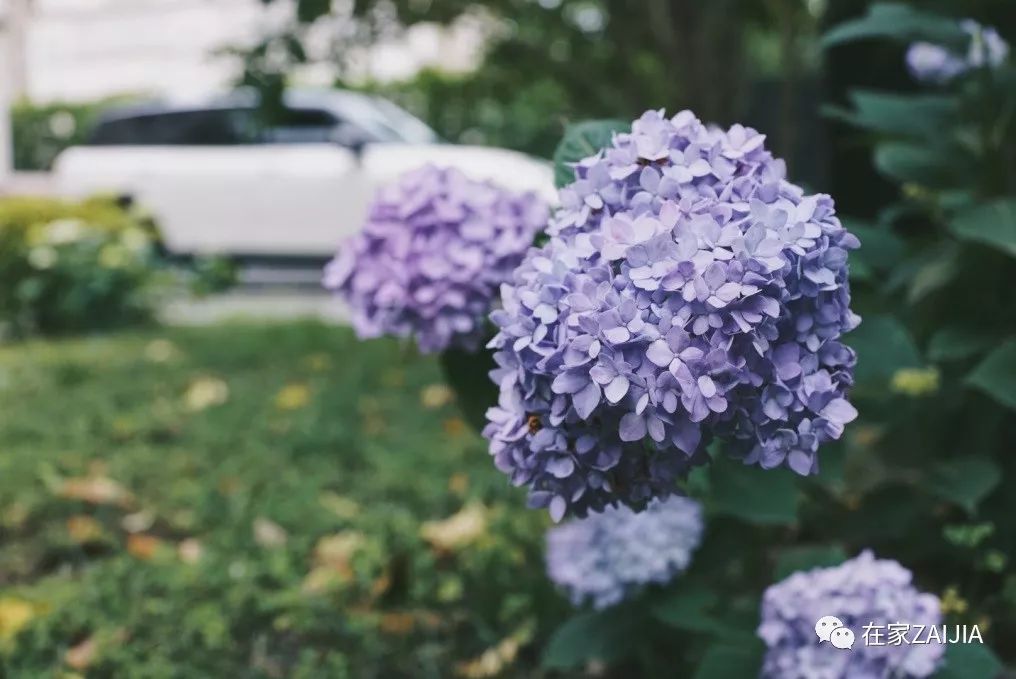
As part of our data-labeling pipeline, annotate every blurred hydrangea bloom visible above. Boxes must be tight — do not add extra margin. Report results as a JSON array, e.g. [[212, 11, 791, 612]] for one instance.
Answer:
[[758, 550, 944, 678], [484, 110, 859, 519], [907, 19, 1009, 83], [546, 495, 702, 609], [324, 165, 548, 353]]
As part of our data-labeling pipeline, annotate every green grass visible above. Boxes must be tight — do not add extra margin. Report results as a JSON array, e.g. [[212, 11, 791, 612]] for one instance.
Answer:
[[0, 322, 563, 678]]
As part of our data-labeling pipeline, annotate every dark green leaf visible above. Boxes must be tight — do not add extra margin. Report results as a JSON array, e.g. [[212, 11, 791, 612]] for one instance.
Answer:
[[928, 327, 997, 362], [297, 0, 332, 22], [829, 91, 958, 137], [821, 3, 966, 48], [541, 609, 638, 670], [928, 457, 1001, 514], [874, 142, 962, 189], [936, 641, 1003, 679], [693, 639, 765, 679], [774, 545, 847, 580], [845, 219, 906, 274], [651, 588, 728, 634], [966, 339, 1016, 410], [907, 244, 959, 303], [439, 346, 498, 433], [847, 315, 921, 386], [949, 199, 1016, 258], [709, 456, 800, 525], [552, 119, 628, 188]]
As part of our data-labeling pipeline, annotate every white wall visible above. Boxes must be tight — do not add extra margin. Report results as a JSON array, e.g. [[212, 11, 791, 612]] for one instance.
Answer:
[[19, 0, 485, 104]]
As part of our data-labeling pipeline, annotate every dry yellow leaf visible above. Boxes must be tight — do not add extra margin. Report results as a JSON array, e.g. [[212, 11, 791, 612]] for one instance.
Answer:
[[253, 517, 288, 549], [420, 384, 453, 409], [65, 636, 97, 670], [59, 476, 134, 508], [313, 531, 365, 569], [66, 516, 104, 544], [421, 503, 487, 552], [443, 417, 466, 438], [178, 538, 204, 564], [379, 612, 415, 635], [456, 624, 533, 678], [275, 383, 311, 411], [448, 473, 469, 495], [183, 376, 229, 411], [0, 598, 39, 642], [144, 339, 179, 363], [318, 492, 360, 519], [126, 534, 164, 561]]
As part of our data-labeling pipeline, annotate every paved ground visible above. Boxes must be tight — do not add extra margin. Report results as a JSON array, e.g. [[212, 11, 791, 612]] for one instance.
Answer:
[[161, 288, 350, 326]]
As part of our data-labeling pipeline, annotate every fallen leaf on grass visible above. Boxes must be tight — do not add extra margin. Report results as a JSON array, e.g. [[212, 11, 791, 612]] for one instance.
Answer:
[[253, 517, 288, 549], [421, 503, 487, 552], [379, 612, 416, 636], [443, 417, 466, 437], [65, 636, 97, 670], [66, 516, 104, 544], [127, 534, 165, 561], [301, 531, 365, 594], [448, 473, 469, 495], [183, 376, 229, 412], [121, 510, 155, 534], [319, 492, 360, 519], [275, 383, 311, 411], [59, 476, 134, 508], [455, 625, 532, 678], [178, 538, 203, 564], [0, 598, 41, 642], [420, 384, 453, 409], [144, 339, 180, 364]]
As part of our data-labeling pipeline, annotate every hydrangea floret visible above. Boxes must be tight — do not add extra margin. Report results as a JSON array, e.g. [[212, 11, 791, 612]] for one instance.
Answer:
[[485, 110, 859, 519], [907, 19, 1009, 83], [545, 495, 702, 609], [324, 165, 549, 353], [758, 550, 944, 678]]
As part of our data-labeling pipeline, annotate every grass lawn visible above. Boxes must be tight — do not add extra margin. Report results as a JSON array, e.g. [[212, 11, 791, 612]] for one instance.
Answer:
[[0, 322, 563, 678]]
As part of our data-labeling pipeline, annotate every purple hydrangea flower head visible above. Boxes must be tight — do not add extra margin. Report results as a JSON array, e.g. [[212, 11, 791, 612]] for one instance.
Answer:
[[484, 110, 859, 519], [758, 550, 944, 678], [324, 164, 548, 353], [907, 19, 1009, 83], [546, 495, 702, 609]]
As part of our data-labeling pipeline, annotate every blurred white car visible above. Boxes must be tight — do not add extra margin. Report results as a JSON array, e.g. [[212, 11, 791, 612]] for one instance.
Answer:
[[53, 90, 556, 257]]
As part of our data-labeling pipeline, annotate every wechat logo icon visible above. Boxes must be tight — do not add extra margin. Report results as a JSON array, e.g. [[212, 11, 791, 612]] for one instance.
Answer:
[[815, 615, 852, 650]]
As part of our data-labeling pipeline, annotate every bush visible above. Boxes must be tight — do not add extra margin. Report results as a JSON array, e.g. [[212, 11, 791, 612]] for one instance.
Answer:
[[0, 196, 164, 337], [12, 98, 127, 172]]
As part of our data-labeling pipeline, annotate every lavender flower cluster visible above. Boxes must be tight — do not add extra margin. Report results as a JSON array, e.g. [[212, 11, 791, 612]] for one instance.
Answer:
[[484, 110, 859, 520], [324, 165, 548, 353], [758, 551, 944, 678], [545, 495, 702, 609], [907, 19, 1009, 84]]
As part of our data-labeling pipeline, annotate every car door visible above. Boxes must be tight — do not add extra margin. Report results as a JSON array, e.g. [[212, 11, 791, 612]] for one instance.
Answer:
[[55, 107, 369, 257]]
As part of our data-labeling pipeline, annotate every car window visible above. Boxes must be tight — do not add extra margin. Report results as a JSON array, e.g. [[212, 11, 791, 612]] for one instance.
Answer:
[[89, 109, 252, 146], [264, 108, 339, 144]]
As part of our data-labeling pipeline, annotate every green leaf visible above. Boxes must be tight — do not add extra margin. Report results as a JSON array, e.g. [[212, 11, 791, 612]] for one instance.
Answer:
[[552, 119, 629, 188], [651, 588, 728, 634], [874, 142, 962, 189], [297, 0, 331, 22], [847, 315, 921, 386], [949, 199, 1016, 258], [693, 639, 765, 679], [821, 3, 966, 48], [438, 346, 499, 433], [829, 91, 958, 137], [845, 219, 906, 274], [906, 244, 960, 304], [966, 339, 1016, 410], [936, 641, 1003, 679], [928, 457, 1002, 514], [541, 609, 638, 670], [928, 327, 997, 362], [773, 545, 847, 580], [709, 457, 800, 526]]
